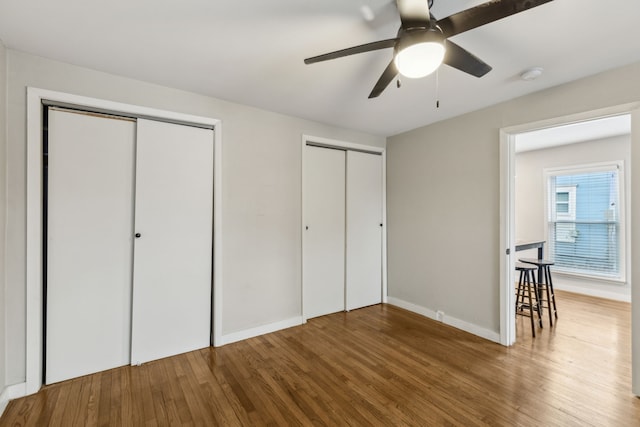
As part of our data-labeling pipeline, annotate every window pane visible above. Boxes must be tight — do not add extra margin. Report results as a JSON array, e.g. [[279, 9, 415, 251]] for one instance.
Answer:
[[556, 202, 569, 213], [548, 168, 620, 279]]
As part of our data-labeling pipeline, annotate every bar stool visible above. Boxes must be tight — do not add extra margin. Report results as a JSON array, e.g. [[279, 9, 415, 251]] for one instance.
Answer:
[[519, 258, 558, 327], [515, 262, 542, 337]]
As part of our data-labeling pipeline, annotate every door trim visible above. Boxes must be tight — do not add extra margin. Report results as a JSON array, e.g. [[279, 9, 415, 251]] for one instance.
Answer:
[[26, 87, 223, 395], [301, 135, 387, 322], [499, 102, 639, 351]]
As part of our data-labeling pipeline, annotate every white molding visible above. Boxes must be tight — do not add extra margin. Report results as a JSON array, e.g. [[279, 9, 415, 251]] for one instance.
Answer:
[[501, 103, 640, 135], [0, 383, 27, 417], [302, 134, 385, 154], [387, 298, 501, 344], [553, 284, 631, 303], [381, 150, 388, 304], [33, 88, 217, 127], [26, 87, 223, 395], [0, 388, 7, 417], [213, 122, 223, 347], [26, 88, 44, 395], [499, 129, 516, 346], [300, 137, 307, 322], [630, 108, 640, 396], [221, 316, 303, 346], [387, 297, 437, 319]]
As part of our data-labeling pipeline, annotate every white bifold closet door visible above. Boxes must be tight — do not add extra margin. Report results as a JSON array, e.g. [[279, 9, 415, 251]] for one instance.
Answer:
[[130, 119, 213, 365], [46, 111, 213, 384], [46, 109, 136, 384], [303, 146, 346, 319], [346, 151, 383, 311]]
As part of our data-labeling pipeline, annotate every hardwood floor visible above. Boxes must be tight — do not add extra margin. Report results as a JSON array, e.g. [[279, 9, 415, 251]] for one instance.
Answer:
[[3, 291, 638, 426]]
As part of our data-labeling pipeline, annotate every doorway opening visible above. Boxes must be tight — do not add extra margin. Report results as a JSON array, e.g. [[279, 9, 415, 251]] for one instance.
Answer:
[[515, 115, 631, 301], [499, 104, 640, 396]]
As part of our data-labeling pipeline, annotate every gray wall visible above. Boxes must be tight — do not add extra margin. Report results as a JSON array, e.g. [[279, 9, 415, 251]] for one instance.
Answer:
[[387, 62, 640, 393], [4, 49, 385, 385], [516, 135, 631, 300], [0, 40, 7, 393], [387, 108, 500, 329]]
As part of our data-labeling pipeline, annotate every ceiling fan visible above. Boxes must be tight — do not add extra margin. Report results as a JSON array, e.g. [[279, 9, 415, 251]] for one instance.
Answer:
[[304, 0, 554, 98]]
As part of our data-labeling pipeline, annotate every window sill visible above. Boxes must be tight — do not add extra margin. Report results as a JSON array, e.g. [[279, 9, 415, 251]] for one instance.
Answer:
[[552, 269, 626, 285]]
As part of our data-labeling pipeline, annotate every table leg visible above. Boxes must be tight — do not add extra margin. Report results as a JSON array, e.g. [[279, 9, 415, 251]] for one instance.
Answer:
[[536, 243, 544, 318]]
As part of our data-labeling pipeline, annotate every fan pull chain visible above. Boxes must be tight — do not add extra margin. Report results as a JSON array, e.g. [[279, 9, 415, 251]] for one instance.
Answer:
[[435, 69, 440, 109]]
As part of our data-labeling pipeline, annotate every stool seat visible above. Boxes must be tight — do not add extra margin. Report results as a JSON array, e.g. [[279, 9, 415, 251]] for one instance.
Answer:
[[515, 262, 537, 271], [519, 258, 555, 266]]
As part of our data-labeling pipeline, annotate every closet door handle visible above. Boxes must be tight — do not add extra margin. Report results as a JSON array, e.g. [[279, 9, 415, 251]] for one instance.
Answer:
[[135, 233, 141, 238]]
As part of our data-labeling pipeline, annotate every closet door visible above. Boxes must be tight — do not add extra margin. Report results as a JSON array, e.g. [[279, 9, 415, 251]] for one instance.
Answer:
[[46, 109, 135, 384], [303, 145, 346, 319], [346, 151, 383, 311], [130, 119, 214, 365]]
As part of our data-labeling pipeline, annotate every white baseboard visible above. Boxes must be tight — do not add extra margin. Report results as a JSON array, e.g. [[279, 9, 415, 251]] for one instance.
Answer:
[[220, 316, 303, 346], [0, 382, 27, 418], [554, 283, 631, 302], [387, 297, 501, 344]]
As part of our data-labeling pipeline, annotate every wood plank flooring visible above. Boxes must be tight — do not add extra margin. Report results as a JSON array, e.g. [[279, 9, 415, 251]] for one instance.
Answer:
[[3, 291, 639, 426]]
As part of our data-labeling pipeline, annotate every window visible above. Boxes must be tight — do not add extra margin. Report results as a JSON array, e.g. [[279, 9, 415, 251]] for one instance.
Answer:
[[545, 162, 624, 280]]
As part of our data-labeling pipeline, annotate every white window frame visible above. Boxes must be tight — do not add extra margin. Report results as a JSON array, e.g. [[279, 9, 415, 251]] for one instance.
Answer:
[[543, 161, 626, 283]]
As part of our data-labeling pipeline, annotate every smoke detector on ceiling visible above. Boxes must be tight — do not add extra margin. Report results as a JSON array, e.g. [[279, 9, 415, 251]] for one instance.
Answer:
[[520, 67, 544, 81]]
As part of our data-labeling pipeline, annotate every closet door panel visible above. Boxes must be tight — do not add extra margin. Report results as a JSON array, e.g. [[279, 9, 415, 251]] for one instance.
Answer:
[[46, 109, 135, 384], [131, 119, 213, 365], [346, 151, 383, 311], [303, 146, 346, 319]]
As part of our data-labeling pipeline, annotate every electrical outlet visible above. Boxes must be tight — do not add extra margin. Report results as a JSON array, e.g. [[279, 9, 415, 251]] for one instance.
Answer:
[[436, 310, 444, 322]]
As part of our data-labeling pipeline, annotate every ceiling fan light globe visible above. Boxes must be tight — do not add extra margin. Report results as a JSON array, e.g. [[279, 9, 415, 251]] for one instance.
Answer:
[[393, 29, 446, 79], [394, 41, 445, 78]]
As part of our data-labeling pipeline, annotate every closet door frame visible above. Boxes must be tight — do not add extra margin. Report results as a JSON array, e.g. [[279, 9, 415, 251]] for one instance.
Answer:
[[301, 134, 387, 323], [25, 87, 223, 395]]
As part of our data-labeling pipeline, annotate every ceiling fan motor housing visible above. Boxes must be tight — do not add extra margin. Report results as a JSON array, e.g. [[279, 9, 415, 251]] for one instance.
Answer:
[[394, 27, 445, 54]]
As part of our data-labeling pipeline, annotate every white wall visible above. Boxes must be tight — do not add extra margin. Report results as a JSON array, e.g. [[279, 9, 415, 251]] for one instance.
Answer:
[[515, 135, 631, 301], [4, 49, 385, 385], [0, 40, 7, 397], [387, 61, 640, 394]]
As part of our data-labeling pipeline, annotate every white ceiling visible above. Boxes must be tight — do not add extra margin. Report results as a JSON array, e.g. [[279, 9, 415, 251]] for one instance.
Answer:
[[1, 0, 639, 137], [515, 114, 631, 153]]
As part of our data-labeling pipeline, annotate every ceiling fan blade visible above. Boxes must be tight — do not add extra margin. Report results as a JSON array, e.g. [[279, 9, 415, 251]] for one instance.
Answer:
[[368, 60, 399, 99], [396, 0, 430, 30], [443, 41, 492, 77], [304, 38, 397, 64], [437, 0, 554, 38]]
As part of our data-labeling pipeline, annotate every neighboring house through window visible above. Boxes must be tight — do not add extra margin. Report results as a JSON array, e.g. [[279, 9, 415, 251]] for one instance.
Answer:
[[554, 185, 577, 243], [545, 161, 624, 280]]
